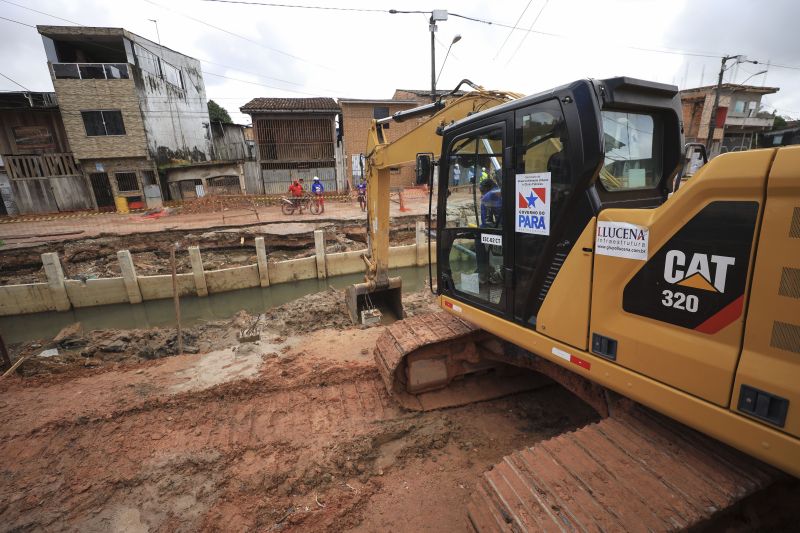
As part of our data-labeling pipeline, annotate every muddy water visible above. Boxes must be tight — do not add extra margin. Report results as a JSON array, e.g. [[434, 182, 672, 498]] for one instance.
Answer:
[[0, 266, 432, 344]]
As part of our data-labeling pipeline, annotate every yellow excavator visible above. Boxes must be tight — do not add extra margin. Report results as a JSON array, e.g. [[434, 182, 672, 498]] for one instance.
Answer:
[[348, 77, 799, 531]]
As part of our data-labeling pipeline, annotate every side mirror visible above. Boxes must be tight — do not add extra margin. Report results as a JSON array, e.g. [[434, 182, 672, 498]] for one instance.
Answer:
[[416, 153, 433, 186]]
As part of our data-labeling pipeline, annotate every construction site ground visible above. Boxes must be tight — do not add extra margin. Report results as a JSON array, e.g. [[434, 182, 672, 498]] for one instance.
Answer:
[[0, 287, 599, 532], [2, 195, 799, 531], [2, 287, 799, 532], [0, 200, 427, 286]]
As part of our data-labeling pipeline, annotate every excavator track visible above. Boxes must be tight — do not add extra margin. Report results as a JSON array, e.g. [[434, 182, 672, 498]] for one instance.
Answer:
[[374, 312, 549, 411], [468, 405, 780, 532]]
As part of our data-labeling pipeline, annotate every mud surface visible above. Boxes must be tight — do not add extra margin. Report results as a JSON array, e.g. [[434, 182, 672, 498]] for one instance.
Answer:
[[0, 219, 420, 285], [1, 287, 797, 532], [0, 287, 601, 532]]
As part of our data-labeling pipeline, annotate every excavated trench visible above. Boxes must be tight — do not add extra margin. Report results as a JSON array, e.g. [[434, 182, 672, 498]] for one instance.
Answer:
[[0, 218, 424, 285]]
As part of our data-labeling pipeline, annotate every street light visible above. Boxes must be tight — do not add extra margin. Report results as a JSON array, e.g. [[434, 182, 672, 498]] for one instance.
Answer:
[[705, 54, 759, 153], [436, 34, 462, 87], [429, 9, 448, 102]]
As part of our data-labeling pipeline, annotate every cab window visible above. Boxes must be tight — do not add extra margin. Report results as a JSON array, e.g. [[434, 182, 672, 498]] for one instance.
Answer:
[[600, 111, 660, 191], [445, 128, 504, 229]]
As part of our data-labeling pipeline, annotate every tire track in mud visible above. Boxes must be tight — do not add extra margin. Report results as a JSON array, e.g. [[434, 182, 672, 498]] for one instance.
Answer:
[[0, 367, 416, 532]]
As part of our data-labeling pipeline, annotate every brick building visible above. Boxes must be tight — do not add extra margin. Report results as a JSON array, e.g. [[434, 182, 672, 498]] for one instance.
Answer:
[[340, 90, 469, 189], [680, 83, 779, 156], [338, 98, 418, 188], [240, 97, 340, 193], [38, 25, 213, 208]]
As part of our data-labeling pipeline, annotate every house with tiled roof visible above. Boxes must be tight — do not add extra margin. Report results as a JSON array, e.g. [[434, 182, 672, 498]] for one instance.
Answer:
[[240, 97, 341, 191]]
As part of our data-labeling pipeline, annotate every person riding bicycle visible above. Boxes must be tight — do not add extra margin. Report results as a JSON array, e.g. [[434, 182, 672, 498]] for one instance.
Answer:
[[288, 179, 304, 209], [311, 176, 325, 213]]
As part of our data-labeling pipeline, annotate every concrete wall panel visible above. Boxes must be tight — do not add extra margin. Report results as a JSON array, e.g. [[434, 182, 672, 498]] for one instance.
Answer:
[[388, 244, 417, 268], [205, 264, 260, 293], [269, 256, 316, 284], [138, 273, 195, 300], [326, 250, 364, 277], [0, 283, 55, 314], [64, 278, 128, 308]]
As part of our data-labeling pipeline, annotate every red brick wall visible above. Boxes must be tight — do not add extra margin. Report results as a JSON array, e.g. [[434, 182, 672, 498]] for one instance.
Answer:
[[340, 102, 419, 188]]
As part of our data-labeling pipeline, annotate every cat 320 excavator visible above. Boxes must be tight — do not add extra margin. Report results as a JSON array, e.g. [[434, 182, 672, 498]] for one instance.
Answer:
[[347, 77, 799, 531]]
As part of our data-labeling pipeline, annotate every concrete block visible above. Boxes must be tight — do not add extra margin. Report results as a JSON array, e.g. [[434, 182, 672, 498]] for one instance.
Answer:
[[269, 256, 317, 284], [65, 278, 129, 308], [255, 236, 270, 287], [205, 265, 260, 293], [188, 246, 208, 297], [416, 220, 427, 266], [138, 273, 195, 300], [314, 229, 327, 279], [117, 250, 143, 304], [41, 252, 71, 312], [388, 244, 417, 268], [0, 283, 55, 316], [326, 249, 365, 277]]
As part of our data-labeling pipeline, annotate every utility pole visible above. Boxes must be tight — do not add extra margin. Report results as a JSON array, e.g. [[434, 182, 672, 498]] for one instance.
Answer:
[[705, 54, 759, 154], [429, 10, 448, 102]]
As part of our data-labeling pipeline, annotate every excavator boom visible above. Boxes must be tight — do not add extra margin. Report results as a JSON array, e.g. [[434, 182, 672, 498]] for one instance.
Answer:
[[345, 84, 520, 323]]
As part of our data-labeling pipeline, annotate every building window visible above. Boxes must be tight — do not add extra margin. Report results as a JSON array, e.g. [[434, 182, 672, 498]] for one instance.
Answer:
[[734, 100, 746, 114], [81, 110, 126, 136], [115, 172, 139, 192], [161, 61, 183, 89], [141, 170, 157, 186], [373, 107, 390, 120]]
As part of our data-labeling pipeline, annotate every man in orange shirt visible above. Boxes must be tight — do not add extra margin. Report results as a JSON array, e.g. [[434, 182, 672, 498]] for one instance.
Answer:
[[288, 179, 304, 210]]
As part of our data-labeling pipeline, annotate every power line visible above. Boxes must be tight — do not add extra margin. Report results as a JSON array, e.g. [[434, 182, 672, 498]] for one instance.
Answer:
[[0, 15, 35, 28], [493, 0, 533, 60], [1, 1, 341, 95], [196, 0, 800, 71], [200, 0, 389, 12], [0, 71, 31, 91], [1, 0, 80, 25], [505, 0, 549, 66], [143, 0, 334, 71]]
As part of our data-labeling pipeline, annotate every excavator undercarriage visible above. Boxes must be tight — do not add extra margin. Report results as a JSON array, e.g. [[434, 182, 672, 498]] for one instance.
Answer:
[[375, 312, 782, 532]]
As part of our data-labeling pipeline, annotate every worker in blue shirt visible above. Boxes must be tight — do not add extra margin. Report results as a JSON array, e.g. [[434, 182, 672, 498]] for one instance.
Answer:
[[479, 178, 502, 228], [475, 178, 502, 284], [311, 176, 325, 213]]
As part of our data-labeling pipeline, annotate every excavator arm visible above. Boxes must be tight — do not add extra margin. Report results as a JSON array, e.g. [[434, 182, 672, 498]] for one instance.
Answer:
[[345, 86, 519, 323]]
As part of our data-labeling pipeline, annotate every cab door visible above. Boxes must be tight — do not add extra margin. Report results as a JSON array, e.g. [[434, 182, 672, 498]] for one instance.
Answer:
[[437, 119, 513, 318]]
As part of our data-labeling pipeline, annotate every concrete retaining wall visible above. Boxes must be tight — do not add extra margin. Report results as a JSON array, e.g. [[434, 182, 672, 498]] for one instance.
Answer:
[[0, 221, 437, 316]]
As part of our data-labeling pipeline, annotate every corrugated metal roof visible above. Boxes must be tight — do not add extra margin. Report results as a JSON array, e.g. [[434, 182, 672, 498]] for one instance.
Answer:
[[240, 97, 340, 113]]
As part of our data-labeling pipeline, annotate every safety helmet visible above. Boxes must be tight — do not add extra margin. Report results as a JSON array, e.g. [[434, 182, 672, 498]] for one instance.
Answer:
[[313, 176, 320, 181]]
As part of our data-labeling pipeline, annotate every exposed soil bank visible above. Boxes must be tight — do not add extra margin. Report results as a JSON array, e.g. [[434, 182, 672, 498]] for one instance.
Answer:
[[0, 217, 424, 285]]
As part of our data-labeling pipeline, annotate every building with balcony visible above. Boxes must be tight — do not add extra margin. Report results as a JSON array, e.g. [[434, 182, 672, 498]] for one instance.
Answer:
[[680, 83, 779, 156], [240, 97, 341, 193], [37, 25, 213, 208]]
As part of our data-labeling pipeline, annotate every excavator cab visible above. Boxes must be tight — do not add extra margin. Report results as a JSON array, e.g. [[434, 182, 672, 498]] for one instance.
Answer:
[[436, 77, 682, 329]]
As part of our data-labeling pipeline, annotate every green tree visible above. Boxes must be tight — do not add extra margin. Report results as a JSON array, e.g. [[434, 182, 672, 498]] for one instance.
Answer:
[[207, 100, 232, 123], [773, 115, 787, 129]]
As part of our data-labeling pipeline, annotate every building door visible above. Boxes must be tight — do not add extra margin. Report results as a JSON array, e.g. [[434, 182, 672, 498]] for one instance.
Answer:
[[89, 172, 114, 209]]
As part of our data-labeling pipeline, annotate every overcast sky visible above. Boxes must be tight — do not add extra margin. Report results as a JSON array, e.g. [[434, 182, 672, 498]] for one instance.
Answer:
[[1, 0, 799, 124]]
